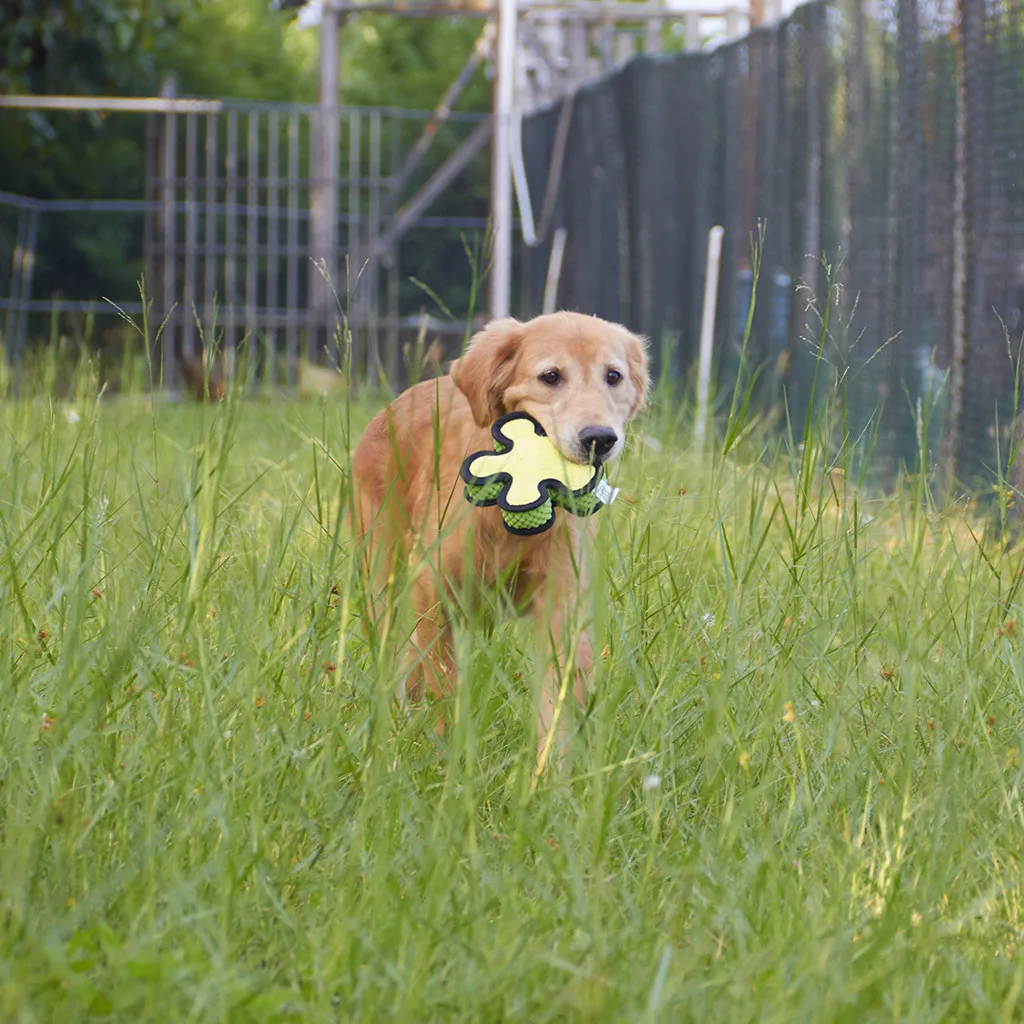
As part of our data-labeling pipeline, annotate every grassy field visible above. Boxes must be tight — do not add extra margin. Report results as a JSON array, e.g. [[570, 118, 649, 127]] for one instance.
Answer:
[[3, 363, 1024, 1022]]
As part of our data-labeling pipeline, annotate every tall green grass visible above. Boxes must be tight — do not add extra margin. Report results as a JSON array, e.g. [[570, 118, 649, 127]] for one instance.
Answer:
[[4, 301, 1024, 1020]]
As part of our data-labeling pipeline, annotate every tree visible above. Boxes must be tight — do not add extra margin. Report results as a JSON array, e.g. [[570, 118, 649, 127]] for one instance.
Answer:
[[0, 0, 317, 307], [0, 1, 489, 325], [339, 15, 489, 111], [0, 1, 188, 96], [162, 0, 317, 101]]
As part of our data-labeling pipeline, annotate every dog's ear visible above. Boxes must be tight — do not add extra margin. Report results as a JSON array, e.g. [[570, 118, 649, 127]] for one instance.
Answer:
[[450, 317, 522, 427], [624, 329, 651, 419]]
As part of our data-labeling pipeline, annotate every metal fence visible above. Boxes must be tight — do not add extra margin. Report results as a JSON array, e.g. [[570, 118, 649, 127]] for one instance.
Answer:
[[0, 95, 491, 390], [7, 0, 1024, 490], [519, 0, 1024, 488]]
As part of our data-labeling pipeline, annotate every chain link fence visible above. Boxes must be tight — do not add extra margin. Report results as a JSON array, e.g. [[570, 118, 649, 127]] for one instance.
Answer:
[[519, 0, 1024, 489]]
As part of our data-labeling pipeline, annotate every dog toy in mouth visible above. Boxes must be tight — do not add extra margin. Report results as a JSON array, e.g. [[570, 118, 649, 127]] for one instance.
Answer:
[[460, 411, 620, 535]]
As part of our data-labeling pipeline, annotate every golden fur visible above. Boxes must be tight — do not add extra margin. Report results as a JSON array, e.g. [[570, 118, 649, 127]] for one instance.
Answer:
[[351, 311, 650, 764]]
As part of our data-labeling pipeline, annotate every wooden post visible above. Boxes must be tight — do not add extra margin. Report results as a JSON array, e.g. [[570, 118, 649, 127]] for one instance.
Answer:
[[4, 210, 27, 364], [386, 250, 400, 389], [183, 111, 198, 358], [160, 76, 177, 388], [942, 0, 968, 496], [143, 109, 158, 336], [286, 113, 300, 386], [203, 111, 217, 352], [368, 109, 382, 387], [9, 205, 39, 374], [347, 111, 362, 368], [312, 0, 341, 363], [225, 110, 238, 379], [246, 111, 258, 385], [266, 111, 280, 387], [386, 118, 401, 390]]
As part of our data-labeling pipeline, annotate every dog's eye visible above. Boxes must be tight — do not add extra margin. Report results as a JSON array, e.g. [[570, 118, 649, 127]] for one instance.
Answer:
[[606, 369, 623, 386], [539, 369, 562, 386]]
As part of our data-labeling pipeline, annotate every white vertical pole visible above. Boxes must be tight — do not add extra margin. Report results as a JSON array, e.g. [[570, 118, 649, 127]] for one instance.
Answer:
[[542, 227, 567, 314], [695, 225, 725, 453], [490, 0, 517, 320]]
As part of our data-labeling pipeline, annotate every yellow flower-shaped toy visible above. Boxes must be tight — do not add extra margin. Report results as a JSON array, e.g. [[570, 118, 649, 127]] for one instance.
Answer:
[[461, 412, 619, 535]]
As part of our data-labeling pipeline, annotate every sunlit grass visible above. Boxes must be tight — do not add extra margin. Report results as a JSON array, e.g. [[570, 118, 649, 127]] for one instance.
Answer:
[[6, 238, 1024, 1019], [2, 346, 1024, 1021]]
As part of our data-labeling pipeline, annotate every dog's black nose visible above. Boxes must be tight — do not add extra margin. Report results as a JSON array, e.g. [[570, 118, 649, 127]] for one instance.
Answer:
[[579, 426, 618, 462]]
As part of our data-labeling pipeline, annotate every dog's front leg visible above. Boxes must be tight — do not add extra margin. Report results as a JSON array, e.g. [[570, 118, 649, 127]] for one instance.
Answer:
[[530, 542, 593, 775], [407, 572, 457, 734]]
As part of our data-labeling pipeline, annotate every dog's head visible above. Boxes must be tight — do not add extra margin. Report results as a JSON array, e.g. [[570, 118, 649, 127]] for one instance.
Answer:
[[450, 312, 650, 465]]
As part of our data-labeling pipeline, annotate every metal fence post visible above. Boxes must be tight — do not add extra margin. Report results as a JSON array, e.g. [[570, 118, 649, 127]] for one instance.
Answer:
[[4, 208, 28, 366], [347, 110, 362, 370], [368, 109, 382, 388], [203, 111, 218, 354], [942, 0, 969, 495], [246, 110, 259, 386], [160, 77, 178, 387], [286, 113, 300, 386], [9, 205, 39, 376], [266, 111, 280, 387], [183, 110, 198, 359], [312, 0, 341, 365], [225, 109, 239, 379]]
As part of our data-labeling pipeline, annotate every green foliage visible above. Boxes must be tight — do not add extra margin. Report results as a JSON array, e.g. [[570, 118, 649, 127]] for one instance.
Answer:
[[0, 0, 317, 100], [340, 15, 490, 111], [0, 0, 319, 309], [161, 0, 317, 102], [0, 0, 188, 95], [0, 2, 491, 329]]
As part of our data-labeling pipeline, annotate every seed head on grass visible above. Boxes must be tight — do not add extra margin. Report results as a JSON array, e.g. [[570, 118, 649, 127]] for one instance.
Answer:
[[643, 774, 662, 792]]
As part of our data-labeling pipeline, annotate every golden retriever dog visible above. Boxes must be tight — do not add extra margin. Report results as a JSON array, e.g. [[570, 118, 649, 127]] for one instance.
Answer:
[[351, 311, 650, 766]]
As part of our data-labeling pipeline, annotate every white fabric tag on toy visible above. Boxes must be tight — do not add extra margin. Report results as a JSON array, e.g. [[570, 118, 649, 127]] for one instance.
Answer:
[[594, 478, 620, 505]]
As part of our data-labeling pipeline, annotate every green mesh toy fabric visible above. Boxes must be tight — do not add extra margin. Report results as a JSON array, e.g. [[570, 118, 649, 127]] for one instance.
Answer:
[[460, 412, 616, 537], [501, 498, 554, 532], [468, 477, 504, 504]]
